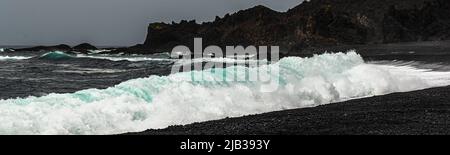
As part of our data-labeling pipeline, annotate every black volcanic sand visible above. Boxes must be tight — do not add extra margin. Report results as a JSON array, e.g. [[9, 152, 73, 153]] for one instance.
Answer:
[[129, 86, 450, 135]]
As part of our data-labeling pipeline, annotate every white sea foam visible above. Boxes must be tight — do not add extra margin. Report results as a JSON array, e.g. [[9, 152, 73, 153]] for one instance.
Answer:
[[76, 54, 261, 63], [0, 56, 31, 60], [175, 57, 267, 66], [87, 49, 112, 54], [0, 51, 449, 135], [76, 54, 172, 62], [39, 51, 262, 63], [0, 48, 15, 52]]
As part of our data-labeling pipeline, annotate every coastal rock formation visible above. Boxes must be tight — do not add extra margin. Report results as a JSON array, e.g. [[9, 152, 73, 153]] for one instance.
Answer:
[[15, 44, 72, 52], [141, 0, 450, 55], [73, 43, 98, 54], [73, 43, 98, 50], [14, 43, 98, 54]]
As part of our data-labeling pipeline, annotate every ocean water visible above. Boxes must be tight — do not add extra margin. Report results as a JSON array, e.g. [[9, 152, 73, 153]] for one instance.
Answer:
[[1, 49, 450, 134]]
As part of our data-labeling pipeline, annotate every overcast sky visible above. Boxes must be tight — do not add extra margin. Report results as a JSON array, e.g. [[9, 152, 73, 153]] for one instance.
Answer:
[[0, 0, 304, 46]]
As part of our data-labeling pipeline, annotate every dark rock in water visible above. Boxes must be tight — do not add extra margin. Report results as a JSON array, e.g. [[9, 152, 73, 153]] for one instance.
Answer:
[[72, 43, 98, 54], [73, 43, 98, 50], [15, 44, 72, 52], [139, 0, 450, 55], [13, 43, 99, 54]]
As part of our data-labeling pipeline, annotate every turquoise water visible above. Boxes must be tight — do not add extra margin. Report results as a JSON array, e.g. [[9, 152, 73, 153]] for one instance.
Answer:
[[0, 51, 450, 134]]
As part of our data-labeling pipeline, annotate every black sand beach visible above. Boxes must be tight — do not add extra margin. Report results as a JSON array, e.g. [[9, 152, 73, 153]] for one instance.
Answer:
[[130, 86, 450, 135], [1, 0, 450, 136]]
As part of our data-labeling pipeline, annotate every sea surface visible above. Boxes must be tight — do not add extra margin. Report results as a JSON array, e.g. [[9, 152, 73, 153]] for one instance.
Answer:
[[1, 45, 450, 134]]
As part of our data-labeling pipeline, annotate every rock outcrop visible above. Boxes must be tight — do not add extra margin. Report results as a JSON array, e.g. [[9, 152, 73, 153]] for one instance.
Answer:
[[15, 43, 98, 54], [141, 0, 450, 55], [73, 43, 98, 54], [15, 44, 72, 52], [73, 43, 98, 50]]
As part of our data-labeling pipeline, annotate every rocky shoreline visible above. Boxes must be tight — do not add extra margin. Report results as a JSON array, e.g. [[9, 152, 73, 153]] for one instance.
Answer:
[[127, 86, 450, 135]]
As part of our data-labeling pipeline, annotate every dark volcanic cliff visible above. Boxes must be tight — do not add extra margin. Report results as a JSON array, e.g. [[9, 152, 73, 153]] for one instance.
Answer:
[[140, 0, 450, 55]]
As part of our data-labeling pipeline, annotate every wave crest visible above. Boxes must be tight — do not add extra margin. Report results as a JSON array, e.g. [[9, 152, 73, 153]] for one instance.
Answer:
[[1, 51, 449, 134], [39, 51, 74, 60]]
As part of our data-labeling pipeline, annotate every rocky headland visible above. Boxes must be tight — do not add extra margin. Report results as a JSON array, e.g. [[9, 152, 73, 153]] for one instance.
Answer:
[[127, 0, 450, 56]]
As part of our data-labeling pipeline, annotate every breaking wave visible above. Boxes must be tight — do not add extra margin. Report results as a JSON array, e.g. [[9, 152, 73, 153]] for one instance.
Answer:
[[39, 51, 74, 60], [76, 54, 172, 62], [36, 51, 260, 63], [1, 51, 450, 134], [36, 51, 172, 62]]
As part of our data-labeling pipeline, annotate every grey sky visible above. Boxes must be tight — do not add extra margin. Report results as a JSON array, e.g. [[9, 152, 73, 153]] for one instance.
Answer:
[[0, 0, 304, 46]]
